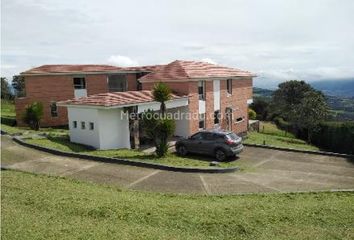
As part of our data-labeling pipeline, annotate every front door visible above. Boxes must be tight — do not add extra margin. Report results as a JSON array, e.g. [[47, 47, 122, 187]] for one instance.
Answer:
[[226, 108, 232, 131]]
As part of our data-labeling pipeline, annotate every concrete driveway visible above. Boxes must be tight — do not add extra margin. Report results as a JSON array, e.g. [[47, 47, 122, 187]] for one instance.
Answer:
[[2, 135, 354, 194]]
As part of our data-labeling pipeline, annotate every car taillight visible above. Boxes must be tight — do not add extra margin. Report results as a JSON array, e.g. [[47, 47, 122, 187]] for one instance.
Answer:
[[225, 139, 234, 145]]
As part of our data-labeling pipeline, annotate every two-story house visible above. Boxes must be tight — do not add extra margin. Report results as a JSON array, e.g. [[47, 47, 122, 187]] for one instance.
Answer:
[[16, 60, 255, 149]]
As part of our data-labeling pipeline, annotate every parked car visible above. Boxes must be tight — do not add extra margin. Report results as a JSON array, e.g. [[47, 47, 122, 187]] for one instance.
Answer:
[[175, 130, 244, 161]]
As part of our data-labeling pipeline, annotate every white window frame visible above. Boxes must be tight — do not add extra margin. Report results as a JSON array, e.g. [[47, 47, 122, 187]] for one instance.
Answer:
[[81, 121, 86, 130], [73, 77, 86, 89], [89, 122, 94, 130], [73, 121, 77, 128], [50, 102, 58, 118], [198, 81, 205, 100], [199, 113, 205, 130]]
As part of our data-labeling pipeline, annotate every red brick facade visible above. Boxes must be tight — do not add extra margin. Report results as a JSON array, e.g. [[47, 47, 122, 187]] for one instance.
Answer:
[[142, 78, 253, 135], [16, 73, 138, 127]]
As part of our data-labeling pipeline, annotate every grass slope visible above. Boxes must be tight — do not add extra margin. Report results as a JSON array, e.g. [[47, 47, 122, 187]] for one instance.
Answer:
[[1, 99, 15, 118], [245, 122, 319, 151], [2, 170, 354, 240]]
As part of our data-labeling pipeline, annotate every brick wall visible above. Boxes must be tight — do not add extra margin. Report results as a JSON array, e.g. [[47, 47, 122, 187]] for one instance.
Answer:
[[15, 73, 140, 127]]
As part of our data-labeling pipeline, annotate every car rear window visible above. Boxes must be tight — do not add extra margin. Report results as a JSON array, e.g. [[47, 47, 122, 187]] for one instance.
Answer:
[[225, 133, 239, 140]]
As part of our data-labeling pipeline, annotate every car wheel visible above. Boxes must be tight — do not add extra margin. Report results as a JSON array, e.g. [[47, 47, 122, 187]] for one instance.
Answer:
[[215, 149, 227, 161], [177, 145, 188, 156]]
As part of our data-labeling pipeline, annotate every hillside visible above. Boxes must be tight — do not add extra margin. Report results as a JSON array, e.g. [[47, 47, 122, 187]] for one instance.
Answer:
[[253, 87, 354, 121], [310, 79, 354, 97]]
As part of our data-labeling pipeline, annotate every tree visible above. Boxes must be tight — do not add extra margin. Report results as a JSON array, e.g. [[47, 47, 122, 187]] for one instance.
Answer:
[[23, 102, 44, 130], [141, 83, 176, 157], [270, 80, 313, 121], [291, 91, 328, 142], [1, 77, 14, 100], [269, 80, 329, 143], [152, 82, 172, 114], [12, 75, 25, 97], [250, 97, 269, 120], [248, 108, 257, 120]]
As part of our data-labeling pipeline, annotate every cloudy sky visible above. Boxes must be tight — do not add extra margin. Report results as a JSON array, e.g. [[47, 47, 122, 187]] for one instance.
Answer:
[[1, 0, 354, 88]]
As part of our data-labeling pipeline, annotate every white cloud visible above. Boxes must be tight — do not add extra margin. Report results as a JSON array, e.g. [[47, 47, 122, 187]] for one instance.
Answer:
[[107, 55, 139, 67], [200, 58, 217, 64]]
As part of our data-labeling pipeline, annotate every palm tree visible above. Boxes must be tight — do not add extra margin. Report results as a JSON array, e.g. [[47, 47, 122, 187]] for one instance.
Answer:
[[153, 82, 172, 115]]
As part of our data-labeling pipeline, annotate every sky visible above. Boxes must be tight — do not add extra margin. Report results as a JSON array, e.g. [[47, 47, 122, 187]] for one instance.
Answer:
[[1, 0, 354, 88]]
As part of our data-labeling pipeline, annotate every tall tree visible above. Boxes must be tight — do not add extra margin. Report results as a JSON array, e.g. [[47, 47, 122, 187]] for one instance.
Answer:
[[270, 80, 313, 121], [1, 77, 14, 100], [12, 75, 25, 97], [291, 91, 328, 142]]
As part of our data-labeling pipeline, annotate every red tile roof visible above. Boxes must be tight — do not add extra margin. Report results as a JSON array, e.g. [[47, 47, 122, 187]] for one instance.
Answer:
[[21, 64, 125, 75], [22, 64, 165, 75], [139, 60, 255, 82], [58, 90, 187, 107]]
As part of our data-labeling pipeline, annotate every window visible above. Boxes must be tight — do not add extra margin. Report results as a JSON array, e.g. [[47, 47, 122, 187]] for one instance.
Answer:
[[227, 79, 232, 95], [214, 110, 220, 125], [73, 121, 77, 128], [50, 102, 58, 117], [136, 72, 149, 90], [73, 77, 86, 89], [81, 121, 86, 130], [236, 117, 244, 123], [191, 132, 203, 140], [198, 81, 205, 100], [199, 113, 205, 129], [108, 74, 127, 92], [89, 122, 94, 130]]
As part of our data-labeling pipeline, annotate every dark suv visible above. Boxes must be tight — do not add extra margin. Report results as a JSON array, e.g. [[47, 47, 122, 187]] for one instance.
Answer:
[[175, 130, 243, 161]]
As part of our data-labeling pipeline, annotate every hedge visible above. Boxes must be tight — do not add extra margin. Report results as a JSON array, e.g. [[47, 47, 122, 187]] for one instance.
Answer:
[[274, 118, 354, 154], [311, 121, 354, 154]]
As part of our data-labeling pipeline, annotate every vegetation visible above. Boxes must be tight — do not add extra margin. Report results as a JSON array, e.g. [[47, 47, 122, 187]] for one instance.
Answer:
[[11, 75, 25, 97], [23, 102, 44, 130], [249, 97, 270, 121], [1, 99, 16, 118], [248, 108, 256, 120], [311, 121, 354, 154], [1, 77, 14, 100], [3, 170, 354, 240], [245, 122, 319, 151], [142, 83, 175, 157]]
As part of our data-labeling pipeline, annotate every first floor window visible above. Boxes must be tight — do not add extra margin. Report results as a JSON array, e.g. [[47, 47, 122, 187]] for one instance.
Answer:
[[73, 121, 77, 128], [81, 121, 86, 130], [227, 79, 232, 95], [50, 102, 58, 117], [199, 113, 205, 129], [214, 110, 220, 125], [89, 122, 94, 130], [73, 77, 86, 89]]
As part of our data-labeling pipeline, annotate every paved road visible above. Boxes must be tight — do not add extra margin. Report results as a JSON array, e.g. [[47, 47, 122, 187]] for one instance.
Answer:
[[2, 135, 354, 194]]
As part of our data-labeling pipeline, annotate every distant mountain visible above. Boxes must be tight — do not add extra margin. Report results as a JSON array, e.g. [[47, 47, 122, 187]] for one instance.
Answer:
[[310, 79, 354, 97]]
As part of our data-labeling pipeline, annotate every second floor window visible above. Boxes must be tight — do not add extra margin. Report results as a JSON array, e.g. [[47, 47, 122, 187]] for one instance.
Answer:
[[227, 79, 232, 95], [73, 77, 86, 89], [108, 74, 127, 92], [198, 81, 205, 100], [50, 102, 58, 117]]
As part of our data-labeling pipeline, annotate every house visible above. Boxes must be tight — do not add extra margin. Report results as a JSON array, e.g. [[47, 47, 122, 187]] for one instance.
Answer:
[[17, 60, 255, 149], [15, 64, 162, 126]]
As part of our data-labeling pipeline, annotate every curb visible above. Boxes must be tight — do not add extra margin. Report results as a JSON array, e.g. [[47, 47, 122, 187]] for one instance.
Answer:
[[11, 137, 239, 174], [243, 143, 354, 158]]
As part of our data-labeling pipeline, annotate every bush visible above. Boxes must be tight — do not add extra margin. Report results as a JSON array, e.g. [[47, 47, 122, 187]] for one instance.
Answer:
[[23, 102, 44, 130], [248, 109, 257, 120]]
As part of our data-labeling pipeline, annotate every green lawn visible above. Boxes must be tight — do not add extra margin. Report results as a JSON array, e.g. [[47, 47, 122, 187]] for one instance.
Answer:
[[2, 170, 354, 240], [245, 122, 319, 151], [25, 136, 238, 168], [1, 99, 15, 118]]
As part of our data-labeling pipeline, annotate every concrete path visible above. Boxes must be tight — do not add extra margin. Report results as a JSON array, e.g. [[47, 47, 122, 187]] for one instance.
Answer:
[[2, 135, 354, 194]]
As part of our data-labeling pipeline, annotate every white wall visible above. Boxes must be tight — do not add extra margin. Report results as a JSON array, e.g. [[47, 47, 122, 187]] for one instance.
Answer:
[[167, 106, 190, 137], [67, 107, 130, 150], [213, 80, 220, 110], [68, 107, 100, 148], [97, 108, 130, 150]]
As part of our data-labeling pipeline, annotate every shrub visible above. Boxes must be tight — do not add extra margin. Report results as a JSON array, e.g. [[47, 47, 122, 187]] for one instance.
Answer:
[[23, 102, 43, 130], [248, 109, 257, 120]]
